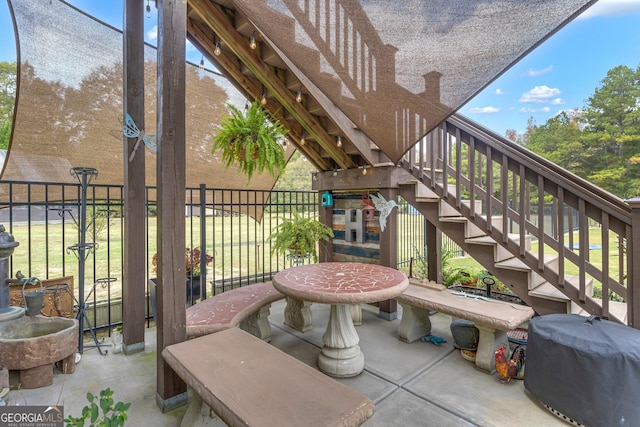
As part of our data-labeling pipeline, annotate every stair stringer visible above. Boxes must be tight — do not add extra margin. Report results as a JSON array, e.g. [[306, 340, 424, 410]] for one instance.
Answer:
[[398, 183, 569, 315]]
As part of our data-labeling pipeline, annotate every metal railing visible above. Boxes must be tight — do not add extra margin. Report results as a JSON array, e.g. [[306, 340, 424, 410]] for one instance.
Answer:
[[0, 181, 320, 332], [0, 178, 453, 333], [400, 113, 637, 326]]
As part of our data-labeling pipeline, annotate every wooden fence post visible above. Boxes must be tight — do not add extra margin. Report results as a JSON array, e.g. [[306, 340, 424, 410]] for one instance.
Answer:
[[627, 197, 640, 329]]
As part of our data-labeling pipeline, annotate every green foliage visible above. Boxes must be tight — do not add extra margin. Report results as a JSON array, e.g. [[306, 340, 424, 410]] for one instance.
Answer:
[[0, 119, 10, 150], [0, 61, 16, 122], [409, 246, 429, 280], [64, 388, 130, 427], [269, 212, 334, 262], [0, 61, 16, 150], [212, 102, 287, 181], [525, 64, 640, 198], [273, 151, 316, 191]]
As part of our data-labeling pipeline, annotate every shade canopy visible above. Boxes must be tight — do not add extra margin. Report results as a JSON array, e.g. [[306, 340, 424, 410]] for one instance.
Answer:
[[233, 0, 596, 163], [3, 0, 292, 206]]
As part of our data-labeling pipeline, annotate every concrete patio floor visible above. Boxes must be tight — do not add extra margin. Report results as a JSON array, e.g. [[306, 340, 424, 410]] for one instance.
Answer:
[[5, 300, 567, 426]]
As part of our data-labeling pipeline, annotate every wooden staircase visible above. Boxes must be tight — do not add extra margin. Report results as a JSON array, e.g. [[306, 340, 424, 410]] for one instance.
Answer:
[[396, 115, 633, 324]]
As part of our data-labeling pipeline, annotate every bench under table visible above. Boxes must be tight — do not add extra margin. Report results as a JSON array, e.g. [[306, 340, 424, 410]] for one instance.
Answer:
[[163, 327, 375, 427]]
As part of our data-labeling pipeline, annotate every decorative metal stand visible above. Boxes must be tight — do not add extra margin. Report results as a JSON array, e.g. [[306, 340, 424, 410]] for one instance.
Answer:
[[58, 167, 115, 355]]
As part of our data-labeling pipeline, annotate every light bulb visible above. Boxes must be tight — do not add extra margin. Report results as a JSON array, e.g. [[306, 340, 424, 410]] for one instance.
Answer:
[[300, 132, 306, 145], [362, 165, 367, 175], [296, 90, 302, 103], [146, 0, 151, 18], [333, 168, 337, 177], [199, 56, 205, 70], [336, 136, 342, 148], [249, 33, 257, 50], [260, 93, 267, 105], [312, 173, 318, 181], [214, 42, 221, 56]]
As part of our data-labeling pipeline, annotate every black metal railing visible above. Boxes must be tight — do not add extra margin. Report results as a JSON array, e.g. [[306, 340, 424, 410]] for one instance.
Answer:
[[0, 181, 320, 333]]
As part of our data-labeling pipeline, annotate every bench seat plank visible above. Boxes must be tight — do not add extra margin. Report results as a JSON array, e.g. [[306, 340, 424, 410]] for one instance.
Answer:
[[186, 282, 284, 339], [397, 284, 534, 374], [398, 284, 534, 331], [163, 328, 375, 427]]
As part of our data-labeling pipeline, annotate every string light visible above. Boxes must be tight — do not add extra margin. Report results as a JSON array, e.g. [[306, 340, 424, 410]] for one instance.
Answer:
[[199, 56, 205, 70], [146, 0, 151, 18], [300, 131, 306, 146], [260, 92, 267, 105], [333, 168, 338, 177], [214, 41, 221, 56], [312, 172, 318, 181], [336, 136, 342, 148], [249, 32, 257, 50], [362, 165, 368, 175], [296, 90, 302, 103]]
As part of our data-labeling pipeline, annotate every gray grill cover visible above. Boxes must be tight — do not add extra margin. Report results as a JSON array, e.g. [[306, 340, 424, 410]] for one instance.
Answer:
[[525, 314, 640, 427]]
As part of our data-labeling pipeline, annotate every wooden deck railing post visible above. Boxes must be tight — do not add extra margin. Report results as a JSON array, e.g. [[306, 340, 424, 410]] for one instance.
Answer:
[[627, 197, 640, 329]]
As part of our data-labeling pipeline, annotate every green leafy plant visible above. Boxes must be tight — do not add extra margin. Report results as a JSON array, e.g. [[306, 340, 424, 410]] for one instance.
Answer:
[[441, 247, 471, 287], [64, 388, 130, 427], [269, 212, 334, 262], [212, 101, 287, 181]]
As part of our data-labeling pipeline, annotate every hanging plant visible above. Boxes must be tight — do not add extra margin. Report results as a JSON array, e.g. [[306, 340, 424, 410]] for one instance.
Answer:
[[212, 102, 288, 181]]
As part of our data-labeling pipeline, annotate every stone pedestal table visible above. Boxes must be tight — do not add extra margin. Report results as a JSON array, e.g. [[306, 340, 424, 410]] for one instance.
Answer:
[[273, 262, 408, 377]]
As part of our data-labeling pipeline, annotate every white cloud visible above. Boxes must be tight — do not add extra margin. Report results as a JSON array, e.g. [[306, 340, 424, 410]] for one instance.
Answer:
[[469, 106, 500, 114], [495, 88, 504, 95], [519, 85, 561, 104], [550, 98, 566, 105], [520, 107, 551, 114], [147, 25, 158, 42], [579, 0, 640, 19], [525, 65, 553, 77]]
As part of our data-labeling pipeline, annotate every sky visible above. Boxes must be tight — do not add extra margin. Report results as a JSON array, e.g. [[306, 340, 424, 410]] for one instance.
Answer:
[[1, 0, 640, 137]]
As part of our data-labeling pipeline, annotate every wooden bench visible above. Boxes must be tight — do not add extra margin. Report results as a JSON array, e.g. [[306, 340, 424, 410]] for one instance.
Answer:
[[185, 281, 284, 341], [397, 283, 535, 373], [163, 328, 375, 427]]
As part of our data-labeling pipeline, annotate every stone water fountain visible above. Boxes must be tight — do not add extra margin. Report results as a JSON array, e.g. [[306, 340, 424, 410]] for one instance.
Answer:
[[0, 225, 79, 389]]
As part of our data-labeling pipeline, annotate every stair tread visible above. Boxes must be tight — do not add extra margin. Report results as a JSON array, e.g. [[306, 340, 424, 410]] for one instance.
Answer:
[[528, 281, 571, 302]]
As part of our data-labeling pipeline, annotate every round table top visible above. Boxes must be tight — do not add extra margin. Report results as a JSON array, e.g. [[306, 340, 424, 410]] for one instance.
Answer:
[[273, 262, 409, 304]]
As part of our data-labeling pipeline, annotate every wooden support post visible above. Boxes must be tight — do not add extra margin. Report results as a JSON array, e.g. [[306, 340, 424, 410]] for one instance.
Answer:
[[426, 219, 442, 284], [319, 191, 333, 263], [378, 188, 398, 320], [122, 0, 146, 355], [156, 0, 188, 412], [627, 197, 640, 329]]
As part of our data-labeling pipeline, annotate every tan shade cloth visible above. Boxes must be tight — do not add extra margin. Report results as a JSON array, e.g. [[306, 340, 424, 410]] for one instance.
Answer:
[[234, 0, 597, 163], [4, 0, 292, 218]]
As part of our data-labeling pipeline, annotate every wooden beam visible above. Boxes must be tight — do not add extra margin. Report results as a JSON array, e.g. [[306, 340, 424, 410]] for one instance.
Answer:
[[156, 0, 188, 412], [188, 0, 356, 170], [122, 0, 146, 355], [187, 19, 331, 170]]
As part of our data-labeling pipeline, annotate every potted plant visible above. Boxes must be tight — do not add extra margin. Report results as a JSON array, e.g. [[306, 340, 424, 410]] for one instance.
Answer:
[[269, 212, 334, 263], [150, 247, 214, 306], [212, 101, 288, 181]]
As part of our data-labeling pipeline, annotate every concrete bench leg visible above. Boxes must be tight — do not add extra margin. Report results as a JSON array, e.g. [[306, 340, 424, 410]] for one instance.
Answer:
[[181, 393, 226, 427], [284, 297, 313, 332], [350, 304, 362, 326], [397, 303, 432, 343], [239, 305, 273, 342], [474, 324, 509, 374]]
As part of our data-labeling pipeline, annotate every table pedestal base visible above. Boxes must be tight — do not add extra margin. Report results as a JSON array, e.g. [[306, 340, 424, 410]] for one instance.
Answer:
[[318, 304, 364, 377]]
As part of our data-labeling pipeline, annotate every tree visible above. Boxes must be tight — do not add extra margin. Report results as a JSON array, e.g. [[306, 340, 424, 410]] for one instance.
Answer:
[[0, 62, 17, 150], [524, 65, 640, 198], [582, 65, 640, 197], [526, 111, 588, 176]]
